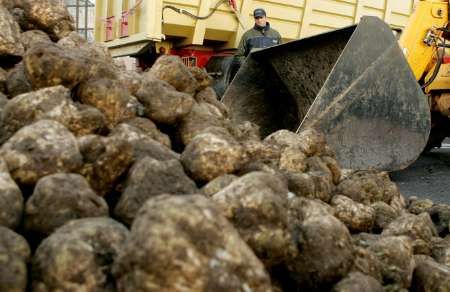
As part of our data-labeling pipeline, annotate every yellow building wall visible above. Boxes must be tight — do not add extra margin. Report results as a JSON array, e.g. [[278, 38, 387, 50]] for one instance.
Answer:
[[95, 0, 416, 57]]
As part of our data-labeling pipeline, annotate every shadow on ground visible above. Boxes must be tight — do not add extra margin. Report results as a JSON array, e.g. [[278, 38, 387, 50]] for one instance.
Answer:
[[390, 141, 450, 204]]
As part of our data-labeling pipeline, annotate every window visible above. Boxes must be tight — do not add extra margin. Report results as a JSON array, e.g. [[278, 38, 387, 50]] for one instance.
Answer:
[[63, 0, 95, 41]]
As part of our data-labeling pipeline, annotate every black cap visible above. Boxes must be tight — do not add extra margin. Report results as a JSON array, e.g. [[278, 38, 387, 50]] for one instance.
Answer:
[[253, 8, 266, 18]]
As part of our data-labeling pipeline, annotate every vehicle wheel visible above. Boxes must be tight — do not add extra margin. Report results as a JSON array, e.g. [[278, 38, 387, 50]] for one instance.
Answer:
[[423, 113, 450, 153], [205, 56, 244, 99]]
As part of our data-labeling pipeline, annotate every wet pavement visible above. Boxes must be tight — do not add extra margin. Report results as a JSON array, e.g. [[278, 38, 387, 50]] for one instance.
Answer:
[[390, 139, 450, 204]]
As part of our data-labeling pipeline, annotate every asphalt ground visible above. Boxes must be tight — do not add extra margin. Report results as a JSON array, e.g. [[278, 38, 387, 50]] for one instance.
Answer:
[[390, 139, 450, 204]]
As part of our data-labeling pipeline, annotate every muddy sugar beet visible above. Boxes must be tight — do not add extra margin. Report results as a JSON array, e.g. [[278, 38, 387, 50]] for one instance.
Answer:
[[1, 2, 450, 291]]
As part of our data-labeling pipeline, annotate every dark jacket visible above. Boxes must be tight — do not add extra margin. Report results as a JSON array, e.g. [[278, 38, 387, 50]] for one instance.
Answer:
[[237, 23, 282, 56]]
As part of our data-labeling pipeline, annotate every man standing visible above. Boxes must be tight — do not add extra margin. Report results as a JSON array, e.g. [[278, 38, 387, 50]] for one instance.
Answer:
[[237, 8, 282, 56]]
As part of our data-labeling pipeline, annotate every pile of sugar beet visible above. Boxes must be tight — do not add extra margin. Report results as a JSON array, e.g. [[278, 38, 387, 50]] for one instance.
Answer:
[[1, 1, 450, 291]]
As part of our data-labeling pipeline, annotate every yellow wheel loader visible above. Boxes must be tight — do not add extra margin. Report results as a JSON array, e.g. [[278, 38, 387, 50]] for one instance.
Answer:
[[222, 0, 450, 172]]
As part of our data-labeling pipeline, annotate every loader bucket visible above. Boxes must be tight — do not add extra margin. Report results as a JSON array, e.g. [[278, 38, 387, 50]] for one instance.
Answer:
[[222, 16, 430, 171]]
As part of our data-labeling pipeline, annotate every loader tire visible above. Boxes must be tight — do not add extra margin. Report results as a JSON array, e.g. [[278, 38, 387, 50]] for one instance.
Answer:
[[205, 55, 244, 99], [423, 113, 450, 153]]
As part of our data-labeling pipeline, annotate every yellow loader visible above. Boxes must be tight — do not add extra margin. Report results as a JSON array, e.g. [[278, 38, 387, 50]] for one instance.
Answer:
[[222, 0, 450, 172]]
